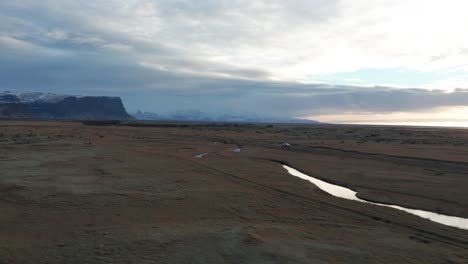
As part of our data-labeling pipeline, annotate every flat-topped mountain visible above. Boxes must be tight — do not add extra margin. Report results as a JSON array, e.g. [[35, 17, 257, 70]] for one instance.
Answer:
[[0, 91, 133, 120]]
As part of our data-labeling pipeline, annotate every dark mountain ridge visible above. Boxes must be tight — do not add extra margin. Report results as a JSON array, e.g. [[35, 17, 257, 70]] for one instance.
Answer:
[[0, 92, 132, 120]]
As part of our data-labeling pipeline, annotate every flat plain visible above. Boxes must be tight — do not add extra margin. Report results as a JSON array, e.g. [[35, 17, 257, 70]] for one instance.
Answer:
[[1, 120, 467, 263]]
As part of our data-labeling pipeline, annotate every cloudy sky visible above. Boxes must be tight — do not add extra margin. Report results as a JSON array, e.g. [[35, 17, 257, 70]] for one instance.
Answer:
[[1, 0, 468, 126]]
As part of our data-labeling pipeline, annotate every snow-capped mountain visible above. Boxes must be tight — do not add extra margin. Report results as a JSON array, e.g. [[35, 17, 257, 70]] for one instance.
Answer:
[[133, 109, 318, 124], [0, 91, 132, 120], [0, 91, 72, 103]]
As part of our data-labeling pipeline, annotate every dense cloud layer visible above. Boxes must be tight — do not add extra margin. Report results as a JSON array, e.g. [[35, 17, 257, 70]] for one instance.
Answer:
[[1, 1, 467, 121]]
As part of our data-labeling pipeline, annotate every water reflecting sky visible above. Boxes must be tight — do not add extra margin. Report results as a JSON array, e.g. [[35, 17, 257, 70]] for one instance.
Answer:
[[283, 165, 468, 230]]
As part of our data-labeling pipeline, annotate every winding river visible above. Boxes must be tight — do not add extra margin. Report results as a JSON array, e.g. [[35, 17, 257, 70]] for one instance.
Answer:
[[283, 165, 468, 231]]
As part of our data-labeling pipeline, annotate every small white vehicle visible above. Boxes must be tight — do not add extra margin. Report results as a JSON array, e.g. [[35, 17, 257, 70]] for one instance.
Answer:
[[281, 142, 291, 148]]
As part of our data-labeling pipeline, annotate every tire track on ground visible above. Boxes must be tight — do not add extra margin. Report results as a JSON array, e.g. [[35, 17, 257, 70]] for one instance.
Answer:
[[184, 157, 468, 249], [113, 143, 468, 249]]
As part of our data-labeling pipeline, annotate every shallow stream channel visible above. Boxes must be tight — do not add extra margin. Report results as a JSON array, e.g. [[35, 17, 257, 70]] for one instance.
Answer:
[[283, 165, 468, 231]]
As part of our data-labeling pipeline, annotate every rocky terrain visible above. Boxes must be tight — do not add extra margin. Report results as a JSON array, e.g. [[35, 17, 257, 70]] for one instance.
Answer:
[[0, 92, 132, 120], [0, 121, 467, 263]]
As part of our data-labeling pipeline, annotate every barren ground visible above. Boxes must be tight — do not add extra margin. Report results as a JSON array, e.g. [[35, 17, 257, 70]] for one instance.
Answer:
[[0, 121, 467, 263]]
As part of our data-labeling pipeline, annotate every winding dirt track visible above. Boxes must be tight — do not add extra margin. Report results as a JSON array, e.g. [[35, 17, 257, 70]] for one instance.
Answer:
[[0, 121, 467, 263]]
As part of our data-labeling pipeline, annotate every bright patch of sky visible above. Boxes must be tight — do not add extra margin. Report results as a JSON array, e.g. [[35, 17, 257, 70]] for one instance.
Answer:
[[308, 106, 468, 127], [314, 67, 468, 90]]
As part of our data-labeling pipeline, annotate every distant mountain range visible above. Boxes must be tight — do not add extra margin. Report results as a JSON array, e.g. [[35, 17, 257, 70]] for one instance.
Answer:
[[0, 91, 318, 123], [0, 91, 132, 120], [132, 109, 319, 124]]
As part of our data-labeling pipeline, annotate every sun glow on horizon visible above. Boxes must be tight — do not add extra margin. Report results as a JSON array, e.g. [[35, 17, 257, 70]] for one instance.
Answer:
[[305, 106, 468, 128]]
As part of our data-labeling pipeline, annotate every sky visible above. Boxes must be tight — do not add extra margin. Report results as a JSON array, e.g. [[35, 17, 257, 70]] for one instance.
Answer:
[[1, 0, 468, 126]]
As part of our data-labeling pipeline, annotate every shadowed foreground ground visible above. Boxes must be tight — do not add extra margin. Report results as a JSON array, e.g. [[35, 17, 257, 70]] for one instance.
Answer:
[[0, 121, 467, 263]]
